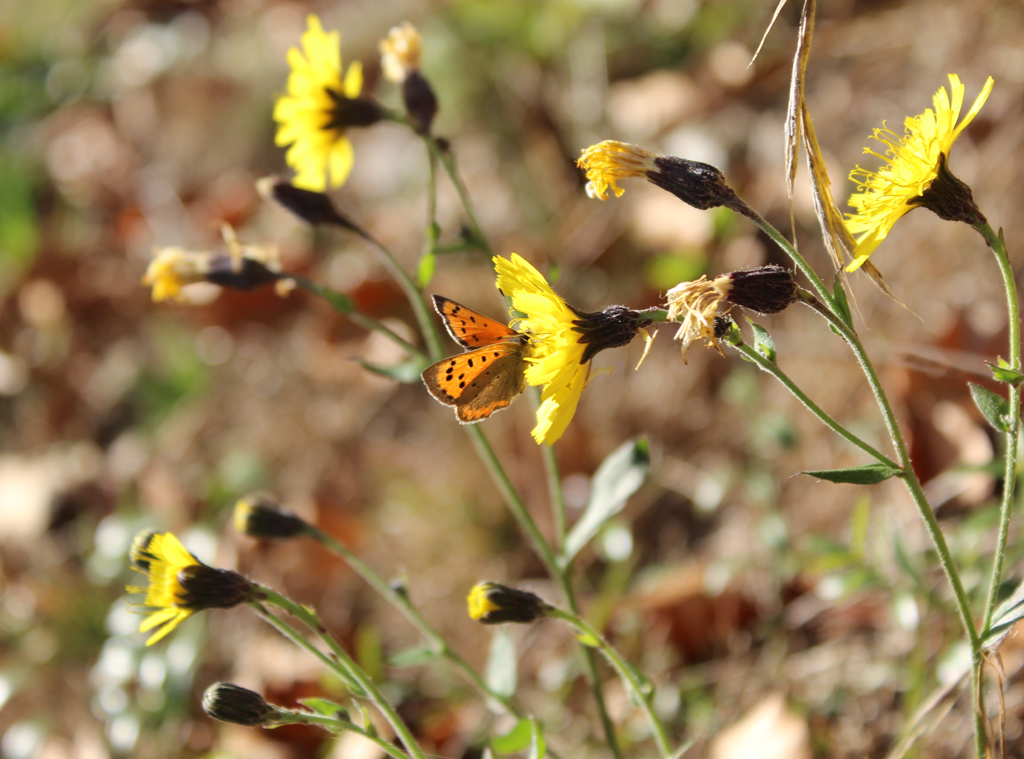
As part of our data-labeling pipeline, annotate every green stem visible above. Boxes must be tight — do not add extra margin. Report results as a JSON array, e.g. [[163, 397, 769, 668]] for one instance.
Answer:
[[746, 210, 837, 316], [729, 337, 899, 468], [465, 425, 622, 759], [307, 526, 517, 716], [274, 709, 414, 759], [426, 138, 495, 259], [547, 607, 673, 758], [258, 588, 429, 759], [292, 276, 426, 359], [529, 388, 568, 551], [979, 222, 1022, 637], [807, 288, 984, 752], [356, 231, 443, 362]]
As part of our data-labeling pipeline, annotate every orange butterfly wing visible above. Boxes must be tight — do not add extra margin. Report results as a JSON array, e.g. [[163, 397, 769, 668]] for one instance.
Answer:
[[433, 295, 518, 348], [421, 341, 527, 423]]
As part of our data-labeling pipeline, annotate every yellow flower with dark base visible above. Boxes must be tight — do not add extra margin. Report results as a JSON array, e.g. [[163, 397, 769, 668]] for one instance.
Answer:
[[467, 582, 550, 624], [142, 245, 284, 303], [845, 74, 994, 272], [577, 140, 748, 215], [495, 254, 649, 445], [274, 15, 383, 191], [127, 532, 260, 645]]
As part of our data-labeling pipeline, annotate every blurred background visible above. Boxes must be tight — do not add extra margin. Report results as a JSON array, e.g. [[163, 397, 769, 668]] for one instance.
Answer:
[[2, 0, 1024, 757]]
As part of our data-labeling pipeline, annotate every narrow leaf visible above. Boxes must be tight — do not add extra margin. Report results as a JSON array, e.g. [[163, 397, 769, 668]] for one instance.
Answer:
[[562, 438, 651, 564], [747, 319, 777, 363], [491, 719, 532, 754], [299, 697, 349, 720], [987, 360, 1024, 387], [969, 382, 1010, 432], [831, 274, 853, 329], [388, 646, 441, 668], [485, 627, 517, 700], [798, 463, 902, 485], [358, 357, 428, 384], [984, 577, 1024, 650]]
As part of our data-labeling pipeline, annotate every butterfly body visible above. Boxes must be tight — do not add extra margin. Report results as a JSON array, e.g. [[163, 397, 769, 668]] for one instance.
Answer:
[[422, 296, 528, 423]]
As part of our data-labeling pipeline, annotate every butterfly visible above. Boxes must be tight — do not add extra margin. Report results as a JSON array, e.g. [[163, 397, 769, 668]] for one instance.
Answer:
[[421, 295, 528, 423]]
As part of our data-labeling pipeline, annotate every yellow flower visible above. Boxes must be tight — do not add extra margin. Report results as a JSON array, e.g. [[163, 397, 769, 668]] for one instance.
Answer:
[[576, 140, 658, 200], [495, 255, 588, 445], [141, 248, 210, 302], [127, 531, 257, 645], [274, 15, 379, 191], [495, 254, 648, 445], [845, 74, 994, 271]]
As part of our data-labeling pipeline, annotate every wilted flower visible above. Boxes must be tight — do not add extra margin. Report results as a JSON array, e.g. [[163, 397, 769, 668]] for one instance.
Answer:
[[127, 532, 261, 645], [666, 266, 796, 361], [845, 74, 993, 271], [379, 22, 437, 134], [274, 15, 384, 191], [467, 582, 550, 624]]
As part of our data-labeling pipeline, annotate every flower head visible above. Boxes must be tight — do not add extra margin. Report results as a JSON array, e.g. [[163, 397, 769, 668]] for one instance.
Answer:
[[202, 683, 282, 727], [845, 74, 994, 271], [142, 228, 286, 303], [495, 254, 646, 445], [234, 494, 309, 539], [379, 23, 422, 84], [666, 266, 796, 361], [577, 140, 657, 200], [467, 582, 549, 624], [578, 140, 746, 213], [274, 15, 383, 191], [127, 532, 259, 645]]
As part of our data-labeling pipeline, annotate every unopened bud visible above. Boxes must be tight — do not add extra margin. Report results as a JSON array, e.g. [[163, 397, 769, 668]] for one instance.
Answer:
[[234, 494, 309, 539], [202, 683, 280, 726], [467, 582, 550, 624]]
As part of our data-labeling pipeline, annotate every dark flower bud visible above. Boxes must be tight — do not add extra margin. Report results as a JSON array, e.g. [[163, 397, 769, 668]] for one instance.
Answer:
[[721, 265, 798, 315], [402, 70, 438, 135], [257, 178, 359, 231], [202, 683, 280, 726], [916, 153, 987, 227], [571, 305, 653, 364], [234, 494, 309, 539], [467, 581, 550, 624], [177, 565, 262, 611]]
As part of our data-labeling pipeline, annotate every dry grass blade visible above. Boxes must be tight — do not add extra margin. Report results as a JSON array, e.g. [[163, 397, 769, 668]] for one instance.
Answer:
[[751, 0, 791, 68], [885, 661, 969, 759], [800, 99, 849, 272], [785, 0, 814, 199]]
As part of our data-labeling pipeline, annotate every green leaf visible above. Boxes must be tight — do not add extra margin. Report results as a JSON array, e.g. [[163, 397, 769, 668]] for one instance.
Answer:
[[388, 645, 441, 668], [485, 627, 517, 700], [969, 382, 1010, 432], [669, 740, 696, 759], [491, 719, 532, 754], [562, 438, 651, 564], [358, 357, 428, 384], [831, 274, 853, 328], [747, 319, 776, 363], [527, 718, 546, 759], [298, 697, 349, 720], [417, 252, 437, 288], [310, 283, 355, 315], [797, 463, 903, 485], [984, 577, 1024, 650], [987, 359, 1024, 386]]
